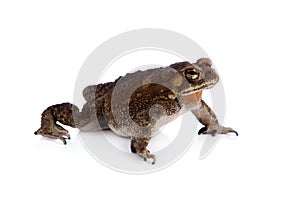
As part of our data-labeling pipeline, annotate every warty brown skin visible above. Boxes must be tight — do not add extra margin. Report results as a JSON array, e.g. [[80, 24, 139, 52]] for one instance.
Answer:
[[34, 58, 237, 164]]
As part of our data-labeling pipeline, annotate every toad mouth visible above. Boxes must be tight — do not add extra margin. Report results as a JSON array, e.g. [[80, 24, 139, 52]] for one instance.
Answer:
[[181, 82, 215, 95]]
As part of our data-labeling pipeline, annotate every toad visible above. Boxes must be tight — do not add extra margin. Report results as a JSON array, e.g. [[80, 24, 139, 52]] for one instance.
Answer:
[[34, 58, 237, 164]]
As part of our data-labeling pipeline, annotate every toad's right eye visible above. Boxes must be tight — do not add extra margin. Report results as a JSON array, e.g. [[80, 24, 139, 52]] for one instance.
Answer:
[[184, 68, 200, 80]]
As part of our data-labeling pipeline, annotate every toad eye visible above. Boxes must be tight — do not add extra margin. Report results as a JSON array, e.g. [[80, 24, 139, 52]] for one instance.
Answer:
[[184, 68, 199, 80]]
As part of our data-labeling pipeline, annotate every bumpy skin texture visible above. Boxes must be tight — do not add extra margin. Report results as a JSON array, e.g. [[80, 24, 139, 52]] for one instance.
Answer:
[[34, 58, 237, 164]]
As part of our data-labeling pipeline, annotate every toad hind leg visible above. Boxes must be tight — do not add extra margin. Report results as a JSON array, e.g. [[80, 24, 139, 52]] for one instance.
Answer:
[[34, 103, 91, 145], [130, 137, 156, 164]]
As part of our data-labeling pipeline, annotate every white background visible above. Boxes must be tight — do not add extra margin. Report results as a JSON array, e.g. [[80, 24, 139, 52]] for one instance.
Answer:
[[1, 0, 300, 199]]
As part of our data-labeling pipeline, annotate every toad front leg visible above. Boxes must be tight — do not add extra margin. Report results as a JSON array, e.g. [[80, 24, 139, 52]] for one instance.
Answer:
[[192, 100, 238, 136], [130, 137, 156, 164]]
